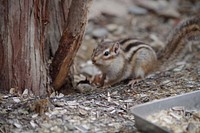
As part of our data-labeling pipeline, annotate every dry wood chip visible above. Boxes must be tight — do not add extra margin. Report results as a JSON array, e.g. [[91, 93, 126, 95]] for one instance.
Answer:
[[147, 107, 200, 133], [12, 97, 21, 103]]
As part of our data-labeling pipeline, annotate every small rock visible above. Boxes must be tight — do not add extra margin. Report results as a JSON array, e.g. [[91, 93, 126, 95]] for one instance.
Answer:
[[32, 114, 38, 118], [41, 122, 52, 128], [173, 64, 185, 72], [13, 97, 21, 103], [75, 125, 88, 132], [92, 28, 108, 38], [135, 0, 180, 18], [50, 126, 62, 132], [113, 26, 124, 35], [65, 100, 79, 106], [79, 108, 88, 116], [76, 83, 94, 93], [128, 6, 148, 15], [158, 7, 180, 18], [162, 79, 170, 85], [106, 24, 118, 32], [53, 101, 65, 107], [64, 124, 75, 131], [14, 122, 22, 128], [30, 120, 38, 128]]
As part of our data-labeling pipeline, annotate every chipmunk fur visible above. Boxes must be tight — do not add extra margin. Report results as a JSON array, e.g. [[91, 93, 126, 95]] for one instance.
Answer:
[[91, 16, 200, 87]]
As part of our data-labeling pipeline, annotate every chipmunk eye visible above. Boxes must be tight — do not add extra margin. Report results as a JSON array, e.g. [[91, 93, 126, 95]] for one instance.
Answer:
[[104, 51, 110, 56]]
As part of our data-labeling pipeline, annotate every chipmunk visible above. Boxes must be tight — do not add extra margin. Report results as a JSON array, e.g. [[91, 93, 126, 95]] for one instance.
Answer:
[[91, 16, 200, 88]]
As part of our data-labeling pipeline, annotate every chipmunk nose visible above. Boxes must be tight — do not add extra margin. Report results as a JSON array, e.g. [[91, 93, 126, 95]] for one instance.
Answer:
[[92, 58, 96, 64]]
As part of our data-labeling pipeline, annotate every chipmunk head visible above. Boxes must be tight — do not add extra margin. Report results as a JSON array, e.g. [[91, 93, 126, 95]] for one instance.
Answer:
[[91, 41, 120, 69]]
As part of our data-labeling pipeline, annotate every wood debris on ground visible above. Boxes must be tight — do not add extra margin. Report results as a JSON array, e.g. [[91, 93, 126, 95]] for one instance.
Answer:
[[147, 107, 200, 133], [1, 0, 200, 132]]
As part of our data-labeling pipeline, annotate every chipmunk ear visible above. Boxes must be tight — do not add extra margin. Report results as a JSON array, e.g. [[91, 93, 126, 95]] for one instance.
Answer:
[[112, 42, 120, 54]]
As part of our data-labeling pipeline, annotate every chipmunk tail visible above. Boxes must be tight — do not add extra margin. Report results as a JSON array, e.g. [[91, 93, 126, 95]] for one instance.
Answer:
[[158, 15, 200, 66]]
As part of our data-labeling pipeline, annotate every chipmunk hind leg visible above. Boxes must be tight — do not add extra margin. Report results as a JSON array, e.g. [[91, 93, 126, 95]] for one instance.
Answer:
[[128, 48, 157, 88], [128, 64, 146, 88], [128, 67, 144, 88]]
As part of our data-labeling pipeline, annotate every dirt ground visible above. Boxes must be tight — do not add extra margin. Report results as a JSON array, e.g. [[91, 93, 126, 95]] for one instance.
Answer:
[[1, 0, 200, 132]]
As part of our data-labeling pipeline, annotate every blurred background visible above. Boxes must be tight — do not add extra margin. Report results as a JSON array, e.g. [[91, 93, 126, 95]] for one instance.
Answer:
[[74, 0, 200, 83]]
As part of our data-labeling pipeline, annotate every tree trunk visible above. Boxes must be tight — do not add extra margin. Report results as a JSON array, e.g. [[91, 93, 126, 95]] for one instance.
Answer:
[[50, 0, 91, 91], [0, 0, 48, 95], [0, 0, 91, 95]]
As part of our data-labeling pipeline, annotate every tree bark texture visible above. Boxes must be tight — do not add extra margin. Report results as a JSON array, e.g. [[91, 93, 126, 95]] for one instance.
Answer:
[[0, 0, 48, 95], [51, 0, 91, 90], [0, 0, 90, 95]]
